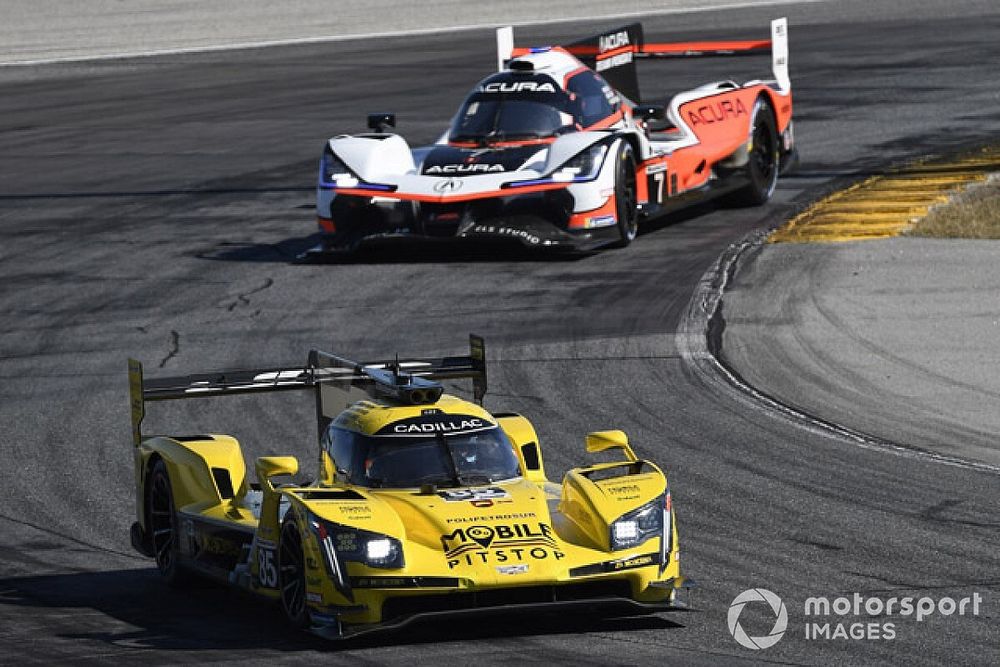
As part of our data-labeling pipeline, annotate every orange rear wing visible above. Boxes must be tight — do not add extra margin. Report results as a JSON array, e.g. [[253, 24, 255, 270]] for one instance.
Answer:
[[499, 17, 789, 102]]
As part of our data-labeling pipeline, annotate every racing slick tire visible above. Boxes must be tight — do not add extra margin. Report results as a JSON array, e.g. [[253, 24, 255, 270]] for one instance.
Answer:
[[725, 98, 780, 207], [278, 517, 311, 629], [611, 142, 639, 248], [147, 460, 193, 587]]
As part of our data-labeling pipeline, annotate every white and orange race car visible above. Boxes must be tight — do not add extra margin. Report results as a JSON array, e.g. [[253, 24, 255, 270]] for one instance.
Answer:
[[311, 18, 795, 253]]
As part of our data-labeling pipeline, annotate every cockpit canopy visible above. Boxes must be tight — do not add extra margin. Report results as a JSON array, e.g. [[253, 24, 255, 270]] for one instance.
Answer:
[[448, 69, 620, 145], [323, 414, 521, 489]]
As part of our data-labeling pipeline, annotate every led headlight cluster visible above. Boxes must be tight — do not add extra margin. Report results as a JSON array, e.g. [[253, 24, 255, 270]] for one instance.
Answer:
[[609, 493, 667, 551], [550, 143, 609, 182], [308, 513, 405, 572], [319, 146, 358, 188]]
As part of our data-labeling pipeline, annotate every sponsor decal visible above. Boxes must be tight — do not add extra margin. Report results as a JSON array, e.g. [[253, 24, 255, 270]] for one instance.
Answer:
[[497, 564, 530, 575], [596, 52, 633, 73], [606, 483, 640, 495], [471, 224, 541, 245], [569, 551, 660, 577], [306, 592, 323, 604], [686, 98, 748, 127], [426, 163, 505, 174], [337, 504, 372, 517], [480, 81, 556, 93], [198, 535, 242, 558], [377, 415, 490, 436], [352, 576, 460, 589], [612, 554, 655, 570], [438, 487, 510, 503], [394, 418, 485, 434], [446, 512, 537, 524], [599, 31, 631, 53], [587, 214, 616, 229], [433, 178, 463, 193], [604, 483, 643, 501], [442, 522, 565, 569]]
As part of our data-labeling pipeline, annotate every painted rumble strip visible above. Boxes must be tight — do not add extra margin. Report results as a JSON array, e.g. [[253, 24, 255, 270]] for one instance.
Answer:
[[770, 146, 1000, 243]]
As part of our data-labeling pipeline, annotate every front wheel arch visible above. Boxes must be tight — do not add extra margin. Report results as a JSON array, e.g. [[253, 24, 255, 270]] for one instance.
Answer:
[[278, 517, 311, 629], [610, 141, 639, 248]]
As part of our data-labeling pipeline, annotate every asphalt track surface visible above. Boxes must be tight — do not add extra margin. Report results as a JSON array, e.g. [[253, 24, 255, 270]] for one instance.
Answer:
[[1, 1, 998, 664]]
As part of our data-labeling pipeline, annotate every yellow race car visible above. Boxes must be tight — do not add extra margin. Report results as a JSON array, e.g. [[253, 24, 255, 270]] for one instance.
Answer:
[[127, 336, 691, 638]]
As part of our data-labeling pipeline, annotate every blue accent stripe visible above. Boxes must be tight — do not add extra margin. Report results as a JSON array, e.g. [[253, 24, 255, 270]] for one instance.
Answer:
[[318, 181, 396, 192], [503, 175, 597, 189]]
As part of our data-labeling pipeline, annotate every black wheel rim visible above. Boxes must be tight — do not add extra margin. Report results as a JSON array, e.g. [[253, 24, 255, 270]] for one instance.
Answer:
[[618, 152, 638, 240], [279, 522, 306, 620], [750, 116, 778, 195], [149, 471, 175, 574]]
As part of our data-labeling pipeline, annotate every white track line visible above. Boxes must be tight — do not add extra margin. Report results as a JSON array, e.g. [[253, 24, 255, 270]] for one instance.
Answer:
[[1, 0, 822, 67]]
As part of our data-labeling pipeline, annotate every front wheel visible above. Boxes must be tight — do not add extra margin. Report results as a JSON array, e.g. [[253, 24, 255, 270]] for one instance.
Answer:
[[278, 518, 310, 628], [725, 99, 780, 207], [611, 142, 639, 248]]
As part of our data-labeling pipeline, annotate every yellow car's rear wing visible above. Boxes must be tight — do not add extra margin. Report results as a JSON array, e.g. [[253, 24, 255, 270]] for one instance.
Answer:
[[128, 334, 487, 446]]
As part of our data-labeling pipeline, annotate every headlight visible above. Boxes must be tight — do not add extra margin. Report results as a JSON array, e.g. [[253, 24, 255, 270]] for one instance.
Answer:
[[308, 514, 405, 570], [319, 146, 358, 188], [609, 495, 664, 551], [550, 143, 608, 182]]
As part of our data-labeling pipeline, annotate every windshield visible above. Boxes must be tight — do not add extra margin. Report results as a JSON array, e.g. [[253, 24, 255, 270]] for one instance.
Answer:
[[449, 90, 577, 144], [325, 425, 521, 489]]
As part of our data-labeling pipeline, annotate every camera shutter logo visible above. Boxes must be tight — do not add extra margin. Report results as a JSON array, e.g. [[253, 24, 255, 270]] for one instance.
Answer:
[[728, 588, 788, 649]]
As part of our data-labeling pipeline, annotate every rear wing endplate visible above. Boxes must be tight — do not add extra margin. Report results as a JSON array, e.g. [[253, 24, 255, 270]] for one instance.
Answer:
[[497, 17, 789, 102], [128, 334, 487, 446]]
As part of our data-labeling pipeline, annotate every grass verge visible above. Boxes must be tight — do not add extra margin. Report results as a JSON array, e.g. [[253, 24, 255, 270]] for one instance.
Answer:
[[908, 177, 1000, 238]]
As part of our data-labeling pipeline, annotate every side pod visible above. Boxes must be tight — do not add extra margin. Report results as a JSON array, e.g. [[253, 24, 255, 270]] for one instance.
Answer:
[[132, 434, 247, 555]]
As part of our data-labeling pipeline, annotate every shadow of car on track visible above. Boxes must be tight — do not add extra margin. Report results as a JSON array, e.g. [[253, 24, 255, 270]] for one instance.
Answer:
[[196, 234, 592, 265], [0, 568, 688, 653], [193, 204, 714, 266]]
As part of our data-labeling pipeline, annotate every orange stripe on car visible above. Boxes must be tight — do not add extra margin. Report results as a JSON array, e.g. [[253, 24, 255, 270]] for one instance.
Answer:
[[330, 181, 569, 203], [639, 39, 771, 55]]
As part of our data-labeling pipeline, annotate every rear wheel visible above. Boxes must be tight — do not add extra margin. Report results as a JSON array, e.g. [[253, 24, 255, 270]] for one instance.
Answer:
[[147, 460, 190, 586], [278, 518, 310, 628], [725, 99, 779, 206], [612, 142, 639, 247]]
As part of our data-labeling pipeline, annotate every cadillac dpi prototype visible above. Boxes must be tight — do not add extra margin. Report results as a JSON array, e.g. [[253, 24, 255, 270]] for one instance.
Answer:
[[128, 336, 691, 638], [311, 18, 794, 253]]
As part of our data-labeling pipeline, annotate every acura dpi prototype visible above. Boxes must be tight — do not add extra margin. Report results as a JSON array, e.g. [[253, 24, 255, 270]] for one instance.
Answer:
[[310, 18, 795, 253], [127, 336, 691, 638]]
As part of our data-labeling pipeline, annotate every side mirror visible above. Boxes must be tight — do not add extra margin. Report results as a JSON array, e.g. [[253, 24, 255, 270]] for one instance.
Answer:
[[256, 456, 299, 490], [367, 112, 396, 133], [586, 430, 638, 462], [633, 104, 666, 122]]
